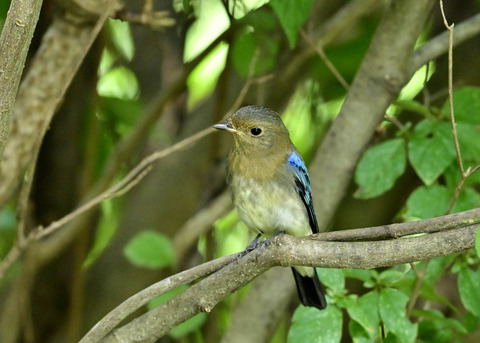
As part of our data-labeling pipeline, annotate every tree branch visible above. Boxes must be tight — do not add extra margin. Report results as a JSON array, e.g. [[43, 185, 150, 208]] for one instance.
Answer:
[[81, 208, 479, 342], [310, 0, 436, 230], [0, 0, 43, 157], [411, 13, 480, 74], [80, 253, 240, 343]]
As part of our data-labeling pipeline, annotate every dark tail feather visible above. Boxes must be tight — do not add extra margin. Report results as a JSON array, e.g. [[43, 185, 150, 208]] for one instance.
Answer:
[[291, 268, 327, 310]]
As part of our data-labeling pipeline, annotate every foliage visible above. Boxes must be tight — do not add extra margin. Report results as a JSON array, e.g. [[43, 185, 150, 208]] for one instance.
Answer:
[[81, 1, 480, 342], [1, 0, 480, 342]]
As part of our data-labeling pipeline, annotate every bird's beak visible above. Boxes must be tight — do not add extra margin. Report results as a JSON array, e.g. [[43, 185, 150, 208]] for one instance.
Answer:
[[213, 121, 236, 133]]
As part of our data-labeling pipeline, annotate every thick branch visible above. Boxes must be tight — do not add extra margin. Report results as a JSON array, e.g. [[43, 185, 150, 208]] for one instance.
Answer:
[[89, 208, 478, 342], [0, 0, 43, 157], [315, 207, 480, 241], [0, 0, 119, 207], [310, 0, 436, 230]]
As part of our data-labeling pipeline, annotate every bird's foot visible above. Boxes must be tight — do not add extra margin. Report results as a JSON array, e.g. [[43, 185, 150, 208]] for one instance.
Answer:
[[236, 234, 262, 261], [253, 232, 285, 259]]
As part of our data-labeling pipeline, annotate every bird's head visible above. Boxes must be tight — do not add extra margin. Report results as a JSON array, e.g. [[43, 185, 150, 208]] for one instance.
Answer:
[[213, 106, 291, 155]]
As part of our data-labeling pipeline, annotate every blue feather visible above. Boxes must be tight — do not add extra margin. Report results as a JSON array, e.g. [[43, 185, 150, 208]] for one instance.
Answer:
[[288, 152, 319, 233]]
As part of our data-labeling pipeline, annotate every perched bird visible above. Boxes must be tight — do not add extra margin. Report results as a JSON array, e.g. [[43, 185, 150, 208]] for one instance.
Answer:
[[213, 105, 326, 310]]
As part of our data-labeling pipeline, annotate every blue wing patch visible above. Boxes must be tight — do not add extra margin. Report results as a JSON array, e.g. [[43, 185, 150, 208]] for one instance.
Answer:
[[288, 152, 319, 233]]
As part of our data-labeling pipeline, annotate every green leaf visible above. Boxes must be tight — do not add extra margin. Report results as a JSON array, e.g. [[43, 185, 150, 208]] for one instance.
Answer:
[[349, 291, 381, 341], [414, 309, 461, 343], [349, 321, 372, 343], [107, 18, 135, 61], [316, 268, 345, 293], [354, 138, 406, 199], [451, 187, 480, 214], [408, 119, 456, 185], [379, 288, 418, 343], [231, 11, 280, 78], [423, 256, 456, 284], [441, 86, 480, 125], [84, 200, 119, 268], [0, 206, 16, 260], [187, 43, 228, 108], [97, 66, 139, 100], [456, 123, 480, 162], [270, 0, 315, 48], [288, 306, 342, 343], [123, 230, 176, 269], [170, 311, 207, 339], [378, 269, 407, 287], [402, 185, 450, 221], [458, 267, 480, 316], [343, 269, 375, 283], [344, 296, 376, 336]]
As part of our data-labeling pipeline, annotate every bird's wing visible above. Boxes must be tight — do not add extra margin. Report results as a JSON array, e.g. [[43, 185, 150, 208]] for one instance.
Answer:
[[287, 152, 319, 234]]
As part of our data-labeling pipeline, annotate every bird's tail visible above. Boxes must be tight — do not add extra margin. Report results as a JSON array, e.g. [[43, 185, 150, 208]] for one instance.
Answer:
[[291, 267, 327, 310]]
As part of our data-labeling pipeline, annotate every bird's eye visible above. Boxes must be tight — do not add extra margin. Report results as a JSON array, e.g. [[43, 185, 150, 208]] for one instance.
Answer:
[[250, 128, 262, 136]]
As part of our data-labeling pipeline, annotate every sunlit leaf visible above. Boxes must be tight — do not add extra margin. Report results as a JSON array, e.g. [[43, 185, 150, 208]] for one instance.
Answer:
[[124, 230, 176, 269], [355, 138, 406, 199], [184, 0, 229, 61], [187, 43, 228, 109], [107, 18, 135, 61], [398, 62, 435, 101], [84, 200, 119, 268], [97, 66, 139, 100]]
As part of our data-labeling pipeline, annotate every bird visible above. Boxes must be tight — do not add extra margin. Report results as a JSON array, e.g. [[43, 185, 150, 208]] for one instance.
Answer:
[[213, 105, 326, 310]]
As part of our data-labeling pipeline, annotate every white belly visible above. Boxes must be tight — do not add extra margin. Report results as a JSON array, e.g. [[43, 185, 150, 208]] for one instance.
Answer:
[[231, 177, 311, 238]]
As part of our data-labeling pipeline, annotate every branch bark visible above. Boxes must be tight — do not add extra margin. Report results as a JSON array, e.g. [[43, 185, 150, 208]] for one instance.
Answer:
[[0, 0, 43, 157], [95, 220, 477, 343], [411, 13, 480, 73], [310, 0, 436, 230], [0, 0, 120, 207]]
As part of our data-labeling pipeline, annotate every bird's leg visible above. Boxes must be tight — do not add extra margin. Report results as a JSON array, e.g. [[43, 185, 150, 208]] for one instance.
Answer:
[[246, 233, 262, 252], [253, 231, 285, 258], [237, 234, 262, 260]]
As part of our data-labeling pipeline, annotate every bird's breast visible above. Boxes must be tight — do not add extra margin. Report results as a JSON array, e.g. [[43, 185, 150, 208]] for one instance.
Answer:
[[229, 176, 311, 238]]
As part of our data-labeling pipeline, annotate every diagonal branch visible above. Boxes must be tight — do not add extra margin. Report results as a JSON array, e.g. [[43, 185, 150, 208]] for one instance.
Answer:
[[0, 0, 43, 157], [411, 13, 480, 74], [309, 0, 437, 230]]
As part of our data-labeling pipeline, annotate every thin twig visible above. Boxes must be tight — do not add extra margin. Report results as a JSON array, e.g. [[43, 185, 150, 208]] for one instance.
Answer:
[[300, 29, 350, 90], [406, 261, 430, 317], [440, 0, 463, 176], [439, 1, 480, 213]]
